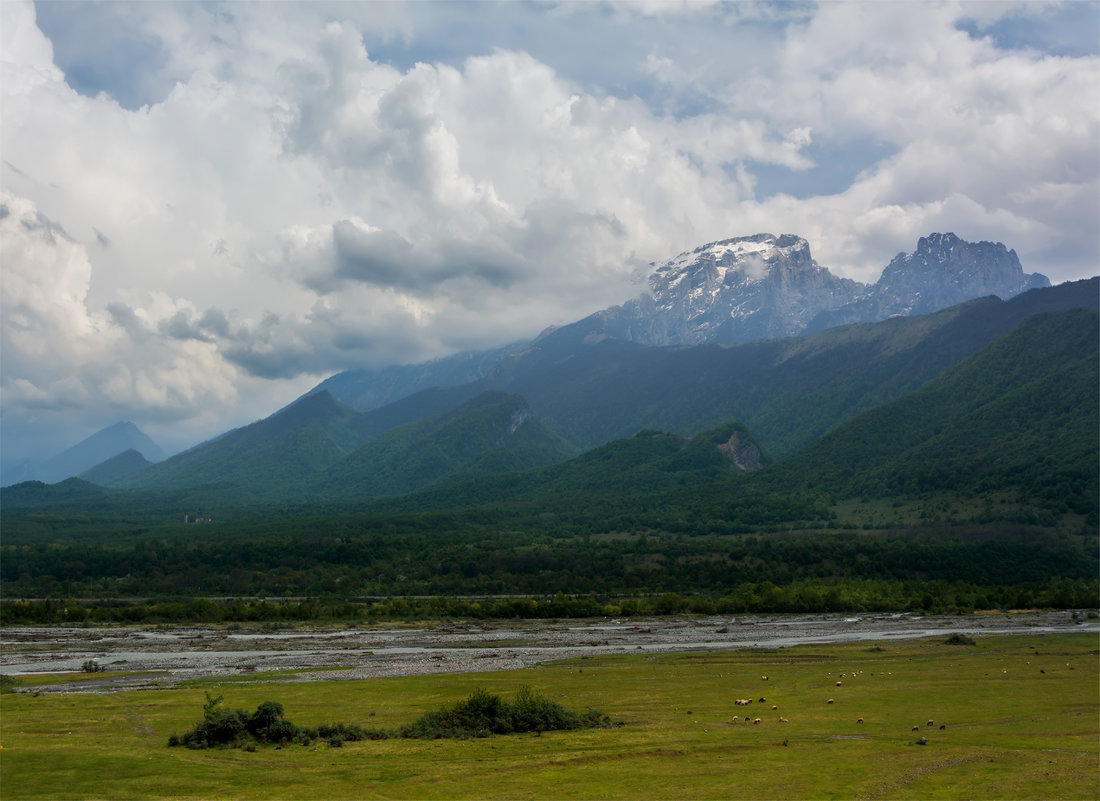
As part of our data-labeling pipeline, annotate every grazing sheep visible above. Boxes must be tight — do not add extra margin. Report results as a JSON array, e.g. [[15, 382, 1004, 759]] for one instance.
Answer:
[[856, 717, 864, 724], [827, 698, 835, 704], [761, 676, 768, 681], [926, 720, 934, 727], [753, 718, 762, 724], [771, 705, 778, 710], [836, 681, 843, 686], [912, 726, 920, 731], [732, 716, 738, 721], [778, 716, 788, 723], [758, 697, 766, 703], [939, 724, 946, 730]]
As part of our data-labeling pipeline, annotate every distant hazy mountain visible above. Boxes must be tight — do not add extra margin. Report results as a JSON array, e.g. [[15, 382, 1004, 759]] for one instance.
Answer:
[[2, 421, 165, 486]]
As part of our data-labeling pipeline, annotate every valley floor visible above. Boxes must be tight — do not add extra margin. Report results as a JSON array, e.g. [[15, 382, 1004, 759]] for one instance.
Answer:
[[4, 609, 1094, 693]]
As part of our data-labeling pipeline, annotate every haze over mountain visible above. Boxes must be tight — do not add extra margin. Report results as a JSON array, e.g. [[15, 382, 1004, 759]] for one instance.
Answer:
[[308, 232, 1052, 416], [1, 421, 165, 486], [43, 275, 1094, 510]]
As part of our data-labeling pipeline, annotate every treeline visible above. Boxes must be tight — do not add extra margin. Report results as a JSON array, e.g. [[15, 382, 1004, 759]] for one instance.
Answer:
[[3, 523, 1094, 601], [3, 577, 1096, 625]]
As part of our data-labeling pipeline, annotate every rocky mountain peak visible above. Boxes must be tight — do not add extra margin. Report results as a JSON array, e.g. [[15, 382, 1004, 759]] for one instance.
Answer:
[[652, 233, 812, 291], [807, 232, 1051, 332], [606, 232, 864, 346], [873, 231, 1049, 315]]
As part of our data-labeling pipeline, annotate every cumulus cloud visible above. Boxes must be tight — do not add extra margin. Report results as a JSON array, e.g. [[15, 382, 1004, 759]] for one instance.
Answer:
[[0, 0, 1096, 460]]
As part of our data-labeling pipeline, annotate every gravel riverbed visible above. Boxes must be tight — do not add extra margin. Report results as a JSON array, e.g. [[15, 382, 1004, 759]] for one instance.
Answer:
[[3, 610, 1094, 693]]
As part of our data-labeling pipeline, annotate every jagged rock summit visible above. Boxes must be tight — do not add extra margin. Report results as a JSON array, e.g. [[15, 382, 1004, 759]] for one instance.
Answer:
[[808, 232, 1050, 331], [581, 233, 863, 346]]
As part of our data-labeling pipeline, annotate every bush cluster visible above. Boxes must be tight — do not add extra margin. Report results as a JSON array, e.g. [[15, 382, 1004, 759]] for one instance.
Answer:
[[169, 688, 613, 749], [397, 686, 613, 739], [167, 694, 383, 749]]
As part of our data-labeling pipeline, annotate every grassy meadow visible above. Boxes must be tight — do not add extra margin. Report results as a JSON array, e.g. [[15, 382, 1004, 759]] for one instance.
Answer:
[[1, 631, 1097, 800]]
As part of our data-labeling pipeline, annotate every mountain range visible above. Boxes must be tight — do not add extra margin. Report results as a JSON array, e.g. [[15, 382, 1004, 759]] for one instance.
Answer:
[[7, 274, 1089, 518], [308, 232, 1050, 415], [0, 231, 1070, 499]]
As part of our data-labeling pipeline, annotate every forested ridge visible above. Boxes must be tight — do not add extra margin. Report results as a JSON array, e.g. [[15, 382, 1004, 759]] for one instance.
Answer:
[[2, 304, 1097, 622]]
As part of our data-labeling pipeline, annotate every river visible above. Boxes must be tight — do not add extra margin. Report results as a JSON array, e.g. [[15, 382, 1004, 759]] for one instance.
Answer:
[[2, 610, 1094, 693]]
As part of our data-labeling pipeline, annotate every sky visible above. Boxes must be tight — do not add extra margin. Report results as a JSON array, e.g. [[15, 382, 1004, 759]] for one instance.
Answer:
[[1, 0, 1098, 462]]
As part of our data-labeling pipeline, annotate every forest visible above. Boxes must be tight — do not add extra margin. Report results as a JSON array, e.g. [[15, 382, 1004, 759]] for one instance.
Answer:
[[2, 305, 1096, 624]]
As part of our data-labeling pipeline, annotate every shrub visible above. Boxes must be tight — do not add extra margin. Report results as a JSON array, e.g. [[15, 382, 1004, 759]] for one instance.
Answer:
[[398, 686, 613, 740], [169, 688, 614, 749], [943, 633, 977, 646]]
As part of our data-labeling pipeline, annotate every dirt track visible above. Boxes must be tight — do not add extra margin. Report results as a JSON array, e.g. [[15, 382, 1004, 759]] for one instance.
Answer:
[[3, 610, 1093, 693]]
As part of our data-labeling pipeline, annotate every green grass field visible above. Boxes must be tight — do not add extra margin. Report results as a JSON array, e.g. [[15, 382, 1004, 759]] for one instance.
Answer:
[[2, 632, 1097, 800]]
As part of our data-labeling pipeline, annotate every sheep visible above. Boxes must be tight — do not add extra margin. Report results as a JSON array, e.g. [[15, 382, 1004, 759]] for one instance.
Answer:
[[771, 705, 778, 710], [836, 681, 843, 686], [758, 697, 766, 703], [939, 724, 946, 730], [912, 726, 920, 731], [778, 716, 788, 723], [856, 717, 864, 724], [761, 676, 768, 681], [753, 718, 762, 725], [926, 720, 934, 727], [827, 698, 835, 704]]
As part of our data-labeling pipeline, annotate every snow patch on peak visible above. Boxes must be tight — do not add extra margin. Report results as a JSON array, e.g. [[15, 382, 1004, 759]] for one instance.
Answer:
[[658, 233, 800, 287]]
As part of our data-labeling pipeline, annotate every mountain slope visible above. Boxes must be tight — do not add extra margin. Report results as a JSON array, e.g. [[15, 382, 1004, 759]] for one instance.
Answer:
[[371, 306, 1097, 529], [757, 307, 1099, 512], [470, 278, 1099, 456], [303, 341, 525, 414], [311, 392, 578, 501], [110, 391, 374, 494], [79, 449, 153, 485]]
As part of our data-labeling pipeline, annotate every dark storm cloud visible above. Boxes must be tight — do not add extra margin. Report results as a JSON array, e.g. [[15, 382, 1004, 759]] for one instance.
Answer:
[[328, 219, 523, 292]]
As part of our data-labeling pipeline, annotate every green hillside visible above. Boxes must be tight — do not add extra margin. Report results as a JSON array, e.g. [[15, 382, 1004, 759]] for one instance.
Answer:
[[759, 308, 1099, 516], [78, 449, 152, 485], [108, 391, 374, 497], [311, 392, 579, 500]]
